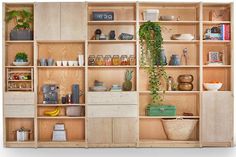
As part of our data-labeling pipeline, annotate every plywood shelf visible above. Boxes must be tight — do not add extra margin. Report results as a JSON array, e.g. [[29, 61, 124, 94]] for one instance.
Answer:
[[37, 104, 85, 107], [5, 141, 35, 148], [140, 65, 200, 68], [37, 116, 85, 119], [37, 141, 86, 147], [203, 65, 231, 68], [203, 40, 231, 43], [88, 40, 136, 43], [37, 40, 85, 44], [139, 116, 200, 119], [88, 65, 136, 68], [5, 40, 34, 43], [139, 91, 200, 94], [140, 21, 199, 24], [88, 20, 136, 25], [37, 66, 85, 68], [163, 40, 199, 43], [5, 66, 34, 68], [139, 139, 200, 147], [203, 21, 231, 24], [8, 80, 32, 82]]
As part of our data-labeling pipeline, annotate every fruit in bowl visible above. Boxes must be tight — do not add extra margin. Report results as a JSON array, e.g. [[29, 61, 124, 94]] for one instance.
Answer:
[[203, 82, 223, 91]]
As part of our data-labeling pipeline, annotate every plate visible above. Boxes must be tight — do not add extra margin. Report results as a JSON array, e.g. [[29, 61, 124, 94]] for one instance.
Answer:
[[13, 62, 30, 66]]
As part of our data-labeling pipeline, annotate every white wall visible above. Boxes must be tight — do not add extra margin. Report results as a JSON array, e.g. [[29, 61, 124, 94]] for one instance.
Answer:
[[0, 0, 235, 157]]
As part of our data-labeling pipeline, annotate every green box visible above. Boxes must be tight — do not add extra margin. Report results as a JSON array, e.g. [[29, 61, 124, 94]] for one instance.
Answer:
[[146, 105, 176, 116]]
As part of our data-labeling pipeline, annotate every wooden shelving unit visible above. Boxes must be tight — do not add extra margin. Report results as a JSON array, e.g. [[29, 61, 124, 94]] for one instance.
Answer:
[[2, 2, 234, 148]]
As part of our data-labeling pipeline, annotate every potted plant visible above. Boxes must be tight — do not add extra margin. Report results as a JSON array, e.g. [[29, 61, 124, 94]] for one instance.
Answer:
[[139, 21, 176, 116], [13, 52, 29, 66], [6, 9, 33, 40], [122, 70, 133, 91]]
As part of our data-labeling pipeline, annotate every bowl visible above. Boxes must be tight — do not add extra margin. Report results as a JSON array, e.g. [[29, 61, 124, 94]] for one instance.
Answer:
[[13, 61, 29, 66], [203, 83, 222, 91], [160, 15, 175, 21], [171, 34, 194, 40]]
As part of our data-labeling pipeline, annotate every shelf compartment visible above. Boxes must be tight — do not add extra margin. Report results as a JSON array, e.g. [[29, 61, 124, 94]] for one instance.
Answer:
[[5, 4, 34, 41], [139, 139, 200, 147], [203, 68, 231, 91], [139, 93, 200, 117], [5, 42, 34, 66], [88, 3, 136, 21], [88, 25, 136, 40], [203, 43, 231, 65], [5, 118, 34, 142], [38, 68, 85, 104], [139, 3, 199, 21], [38, 119, 85, 142], [88, 68, 136, 91], [139, 118, 199, 141], [203, 4, 230, 21], [37, 140, 86, 148], [37, 42, 85, 66], [139, 68, 200, 91]]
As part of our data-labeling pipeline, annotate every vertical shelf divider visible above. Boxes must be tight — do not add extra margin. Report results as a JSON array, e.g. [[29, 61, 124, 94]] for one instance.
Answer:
[[85, 2, 88, 148]]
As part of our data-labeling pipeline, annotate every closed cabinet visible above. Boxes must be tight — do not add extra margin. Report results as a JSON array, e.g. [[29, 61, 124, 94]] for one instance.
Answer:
[[201, 92, 233, 146], [35, 3, 61, 40], [88, 118, 137, 145], [35, 2, 86, 40]]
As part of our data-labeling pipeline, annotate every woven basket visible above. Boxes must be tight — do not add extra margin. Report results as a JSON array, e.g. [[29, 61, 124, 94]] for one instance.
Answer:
[[162, 118, 198, 141]]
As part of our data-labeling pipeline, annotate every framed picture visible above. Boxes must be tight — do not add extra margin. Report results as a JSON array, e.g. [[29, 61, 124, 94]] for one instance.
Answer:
[[208, 51, 224, 64]]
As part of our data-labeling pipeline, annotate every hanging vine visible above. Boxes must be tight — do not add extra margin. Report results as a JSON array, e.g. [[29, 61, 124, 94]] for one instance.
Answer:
[[139, 21, 167, 105]]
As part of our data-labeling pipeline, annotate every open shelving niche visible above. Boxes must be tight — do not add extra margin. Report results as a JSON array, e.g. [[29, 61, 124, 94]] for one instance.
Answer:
[[2, 2, 233, 148]]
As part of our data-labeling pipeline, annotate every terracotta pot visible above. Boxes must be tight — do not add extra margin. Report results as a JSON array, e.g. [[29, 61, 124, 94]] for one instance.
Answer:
[[178, 83, 193, 91], [178, 74, 193, 83]]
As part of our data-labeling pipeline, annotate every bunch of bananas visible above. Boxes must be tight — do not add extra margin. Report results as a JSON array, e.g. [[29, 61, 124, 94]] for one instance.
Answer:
[[44, 107, 60, 117]]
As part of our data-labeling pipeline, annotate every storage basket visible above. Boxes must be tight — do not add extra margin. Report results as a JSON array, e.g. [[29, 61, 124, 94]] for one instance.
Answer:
[[146, 105, 176, 116], [66, 106, 85, 117], [162, 118, 198, 141], [143, 9, 159, 21]]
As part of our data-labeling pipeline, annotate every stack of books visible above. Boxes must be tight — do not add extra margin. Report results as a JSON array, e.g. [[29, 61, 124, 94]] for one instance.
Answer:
[[220, 24, 230, 40]]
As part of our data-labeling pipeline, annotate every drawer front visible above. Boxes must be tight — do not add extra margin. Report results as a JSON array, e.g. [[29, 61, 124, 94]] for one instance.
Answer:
[[4, 92, 34, 104], [88, 92, 137, 104], [87, 105, 137, 117], [4, 105, 35, 117]]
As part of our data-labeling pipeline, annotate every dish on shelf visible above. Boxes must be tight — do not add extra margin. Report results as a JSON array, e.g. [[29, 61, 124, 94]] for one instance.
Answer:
[[12, 62, 30, 66], [203, 82, 222, 91], [159, 15, 175, 21], [89, 86, 107, 91], [171, 34, 194, 40]]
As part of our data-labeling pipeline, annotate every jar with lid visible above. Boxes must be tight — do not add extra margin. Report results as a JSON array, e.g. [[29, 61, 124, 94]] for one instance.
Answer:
[[95, 55, 104, 66], [120, 55, 128, 65], [104, 55, 112, 66], [112, 55, 120, 65], [128, 55, 135, 65], [88, 55, 96, 66]]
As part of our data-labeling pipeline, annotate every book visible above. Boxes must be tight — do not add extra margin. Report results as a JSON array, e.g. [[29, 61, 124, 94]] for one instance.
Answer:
[[224, 24, 230, 40], [220, 24, 225, 40]]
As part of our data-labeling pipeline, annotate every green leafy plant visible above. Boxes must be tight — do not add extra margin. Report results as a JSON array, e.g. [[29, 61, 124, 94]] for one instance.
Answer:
[[139, 21, 167, 105], [15, 52, 28, 62], [6, 9, 33, 30]]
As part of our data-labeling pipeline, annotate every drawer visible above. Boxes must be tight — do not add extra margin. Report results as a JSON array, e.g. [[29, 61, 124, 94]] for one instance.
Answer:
[[4, 105, 35, 117], [87, 105, 137, 117], [88, 92, 137, 104], [4, 92, 34, 104]]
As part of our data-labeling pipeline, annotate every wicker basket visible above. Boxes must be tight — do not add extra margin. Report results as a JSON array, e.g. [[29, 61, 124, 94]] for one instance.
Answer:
[[162, 118, 198, 141]]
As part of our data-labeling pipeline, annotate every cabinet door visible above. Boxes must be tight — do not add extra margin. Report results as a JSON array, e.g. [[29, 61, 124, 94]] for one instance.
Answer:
[[113, 118, 137, 144], [87, 118, 112, 144], [35, 2, 60, 40], [201, 92, 233, 146], [60, 3, 86, 40]]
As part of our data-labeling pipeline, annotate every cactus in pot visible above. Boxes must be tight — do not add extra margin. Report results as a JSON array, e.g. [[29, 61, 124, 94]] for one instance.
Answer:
[[122, 70, 133, 91]]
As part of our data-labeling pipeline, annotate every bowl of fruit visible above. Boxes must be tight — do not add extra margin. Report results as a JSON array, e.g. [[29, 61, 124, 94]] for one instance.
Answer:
[[203, 81, 222, 91]]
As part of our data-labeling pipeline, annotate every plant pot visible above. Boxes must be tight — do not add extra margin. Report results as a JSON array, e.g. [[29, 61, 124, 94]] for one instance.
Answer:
[[178, 83, 193, 91], [178, 74, 194, 83], [146, 104, 176, 116], [10, 29, 33, 40], [162, 118, 198, 140]]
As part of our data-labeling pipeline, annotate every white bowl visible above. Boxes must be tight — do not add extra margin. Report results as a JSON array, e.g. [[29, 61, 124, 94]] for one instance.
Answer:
[[13, 61, 29, 66], [160, 15, 175, 21], [203, 83, 223, 91], [171, 34, 194, 40]]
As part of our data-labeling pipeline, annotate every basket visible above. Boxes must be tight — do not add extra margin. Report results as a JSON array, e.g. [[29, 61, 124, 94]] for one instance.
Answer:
[[162, 118, 198, 141], [146, 105, 176, 116], [143, 9, 159, 21]]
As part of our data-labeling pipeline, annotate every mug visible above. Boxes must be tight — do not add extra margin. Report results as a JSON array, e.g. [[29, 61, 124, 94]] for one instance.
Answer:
[[40, 58, 47, 66], [56, 61, 62, 66], [62, 61, 68, 66], [78, 55, 84, 66], [47, 58, 54, 66], [68, 61, 74, 66]]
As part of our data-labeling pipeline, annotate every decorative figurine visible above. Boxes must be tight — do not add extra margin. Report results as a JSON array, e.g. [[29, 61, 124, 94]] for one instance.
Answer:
[[95, 29, 102, 40], [109, 30, 116, 40]]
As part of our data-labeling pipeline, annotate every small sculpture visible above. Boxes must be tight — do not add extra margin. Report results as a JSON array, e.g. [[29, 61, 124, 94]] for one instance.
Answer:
[[181, 48, 189, 65], [109, 30, 116, 40]]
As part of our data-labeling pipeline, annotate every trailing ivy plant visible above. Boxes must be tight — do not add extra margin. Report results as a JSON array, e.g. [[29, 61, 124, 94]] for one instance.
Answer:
[[139, 21, 167, 105], [6, 9, 33, 30]]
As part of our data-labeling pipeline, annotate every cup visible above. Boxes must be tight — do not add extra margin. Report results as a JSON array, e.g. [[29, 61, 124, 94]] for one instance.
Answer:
[[68, 61, 74, 66], [62, 61, 68, 66], [73, 61, 78, 66], [78, 55, 84, 66], [40, 58, 47, 66], [56, 61, 62, 66], [47, 58, 54, 66]]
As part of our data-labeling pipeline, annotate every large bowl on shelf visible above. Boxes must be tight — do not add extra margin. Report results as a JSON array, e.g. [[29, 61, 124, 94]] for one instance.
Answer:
[[203, 83, 222, 91], [13, 61, 30, 66], [171, 34, 194, 40], [162, 119, 198, 141]]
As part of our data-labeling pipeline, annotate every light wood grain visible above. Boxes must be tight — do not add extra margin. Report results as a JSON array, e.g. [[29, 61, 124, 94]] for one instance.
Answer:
[[4, 105, 35, 117], [4, 92, 34, 104], [35, 3, 60, 40]]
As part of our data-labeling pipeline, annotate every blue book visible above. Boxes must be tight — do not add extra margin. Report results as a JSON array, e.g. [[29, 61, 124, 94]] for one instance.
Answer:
[[220, 24, 225, 40]]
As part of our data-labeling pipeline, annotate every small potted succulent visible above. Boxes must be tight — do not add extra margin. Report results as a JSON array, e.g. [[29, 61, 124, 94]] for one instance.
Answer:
[[13, 52, 29, 66], [6, 9, 33, 40]]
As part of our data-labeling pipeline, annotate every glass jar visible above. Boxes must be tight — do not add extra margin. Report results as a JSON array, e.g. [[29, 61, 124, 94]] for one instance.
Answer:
[[104, 55, 112, 66], [112, 55, 120, 66], [88, 55, 96, 66], [95, 55, 104, 66], [128, 55, 135, 65], [120, 55, 128, 65]]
